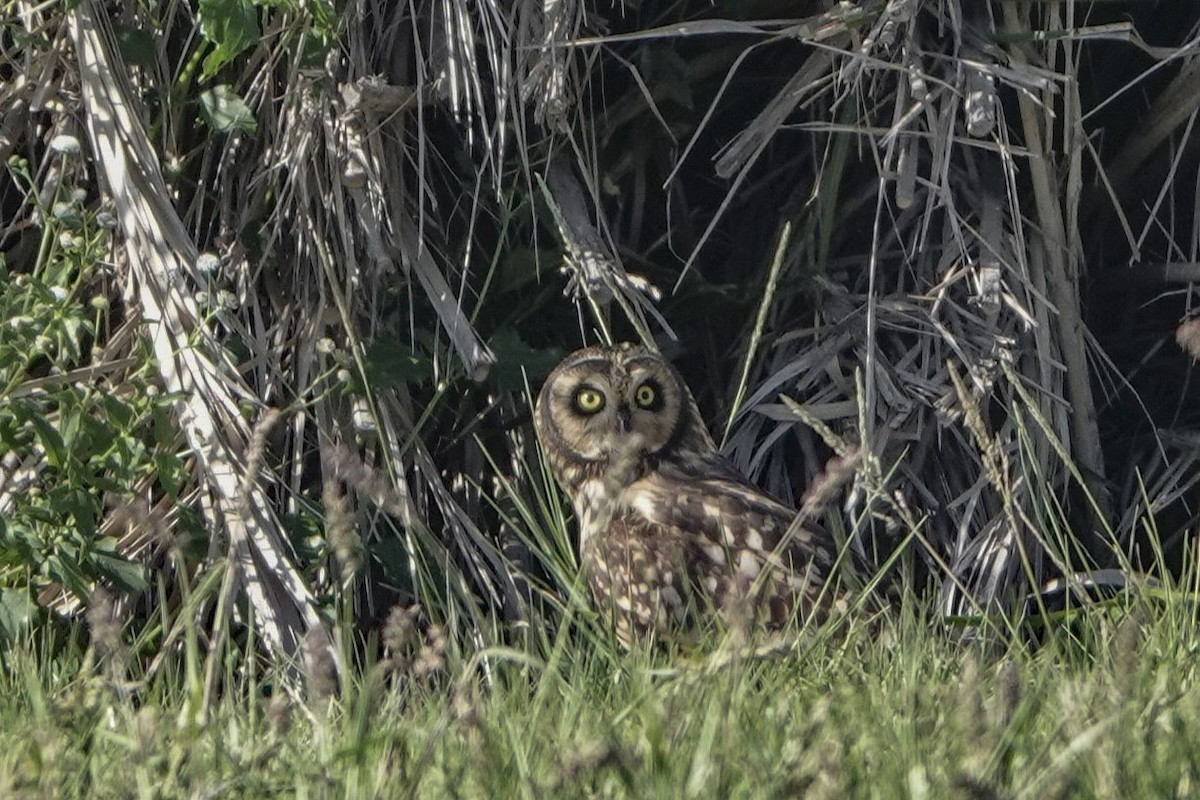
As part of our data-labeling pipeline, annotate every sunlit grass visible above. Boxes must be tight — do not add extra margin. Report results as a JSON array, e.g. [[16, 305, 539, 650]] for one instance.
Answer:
[[2, 583, 1199, 799]]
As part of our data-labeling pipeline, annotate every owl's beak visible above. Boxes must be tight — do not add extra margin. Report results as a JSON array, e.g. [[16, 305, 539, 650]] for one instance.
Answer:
[[616, 404, 632, 433]]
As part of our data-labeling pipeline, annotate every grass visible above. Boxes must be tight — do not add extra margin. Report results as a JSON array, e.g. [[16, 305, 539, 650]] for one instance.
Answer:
[[3, 585, 1199, 799]]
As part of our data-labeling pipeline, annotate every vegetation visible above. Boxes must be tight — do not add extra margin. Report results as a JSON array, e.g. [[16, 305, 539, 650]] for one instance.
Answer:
[[4, 0, 1200, 794], [4, 594, 1200, 797]]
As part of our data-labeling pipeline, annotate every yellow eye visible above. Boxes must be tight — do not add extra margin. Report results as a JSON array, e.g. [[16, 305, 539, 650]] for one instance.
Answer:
[[573, 387, 606, 414], [634, 383, 659, 409]]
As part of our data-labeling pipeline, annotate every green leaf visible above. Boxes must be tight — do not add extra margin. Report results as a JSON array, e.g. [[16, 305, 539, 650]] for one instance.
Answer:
[[115, 25, 157, 70], [198, 85, 258, 134], [102, 393, 135, 429], [198, 0, 260, 78], [496, 248, 560, 295], [488, 330, 563, 391], [370, 536, 416, 594], [154, 449, 185, 499], [46, 555, 90, 600], [280, 510, 324, 563], [0, 589, 40, 642], [2, 522, 41, 563], [59, 487, 96, 533], [361, 340, 433, 390], [59, 400, 83, 453], [93, 553, 149, 594], [0, 408, 32, 451], [26, 413, 66, 468]]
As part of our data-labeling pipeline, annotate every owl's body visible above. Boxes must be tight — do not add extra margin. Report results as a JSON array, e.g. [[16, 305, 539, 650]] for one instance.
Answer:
[[535, 343, 840, 644]]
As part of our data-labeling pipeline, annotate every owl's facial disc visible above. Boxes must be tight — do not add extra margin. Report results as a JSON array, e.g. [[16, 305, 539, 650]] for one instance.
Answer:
[[535, 344, 705, 475], [620, 366, 681, 454], [560, 374, 659, 461]]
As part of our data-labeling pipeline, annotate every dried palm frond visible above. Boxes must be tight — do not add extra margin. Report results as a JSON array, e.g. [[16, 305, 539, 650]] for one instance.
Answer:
[[69, 0, 333, 671]]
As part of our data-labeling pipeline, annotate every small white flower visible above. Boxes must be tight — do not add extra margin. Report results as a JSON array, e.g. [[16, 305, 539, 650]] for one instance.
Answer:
[[215, 289, 238, 310], [49, 135, 81, 155], [316, 338, 336, 354], [50, 287, 68, 302], [196, 253, 220, 273], [70, 187, 87, 203], [96, 211, 117, 229]]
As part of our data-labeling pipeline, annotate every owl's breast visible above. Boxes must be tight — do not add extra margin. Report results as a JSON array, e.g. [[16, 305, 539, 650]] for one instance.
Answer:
[[571, 478, 610, 552], [579, 497, 693, 644]]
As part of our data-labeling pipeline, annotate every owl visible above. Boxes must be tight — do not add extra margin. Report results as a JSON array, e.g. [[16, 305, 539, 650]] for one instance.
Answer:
[[535, 342, 842, 645]]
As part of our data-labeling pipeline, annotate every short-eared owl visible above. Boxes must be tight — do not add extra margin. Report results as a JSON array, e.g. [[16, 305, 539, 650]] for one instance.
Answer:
[[535, 343, 840, 644]]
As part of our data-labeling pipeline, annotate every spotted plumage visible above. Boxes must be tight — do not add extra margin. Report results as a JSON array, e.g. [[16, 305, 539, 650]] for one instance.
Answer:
[[534, 342, 843, 644]]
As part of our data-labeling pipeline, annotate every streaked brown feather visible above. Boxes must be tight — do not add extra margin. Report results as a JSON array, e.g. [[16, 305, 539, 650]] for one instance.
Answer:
[[581, 470, 837, 643]]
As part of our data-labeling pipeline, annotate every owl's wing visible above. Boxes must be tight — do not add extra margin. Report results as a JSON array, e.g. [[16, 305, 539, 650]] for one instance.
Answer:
[[623, 470, 840, 626], [631, 468, 833, 561]]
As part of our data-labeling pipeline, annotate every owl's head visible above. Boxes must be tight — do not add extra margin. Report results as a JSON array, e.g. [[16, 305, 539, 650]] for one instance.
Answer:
[[535, 343, 716, 490]]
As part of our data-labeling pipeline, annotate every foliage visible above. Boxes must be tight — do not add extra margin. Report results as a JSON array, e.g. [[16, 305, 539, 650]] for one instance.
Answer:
[[0, 153, 184, 641]]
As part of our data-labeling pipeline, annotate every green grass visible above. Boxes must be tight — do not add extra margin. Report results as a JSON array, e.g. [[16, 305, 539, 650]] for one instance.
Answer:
[[4, 591, 1200, 799]]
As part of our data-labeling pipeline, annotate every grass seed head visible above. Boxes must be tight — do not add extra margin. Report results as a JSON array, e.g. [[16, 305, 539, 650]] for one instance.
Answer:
[[266, 694, 292, 735], [413, 624, 447, 681], [322, 479, 361, 584], [382, 604, 422, 675], [1113, 606, 1148, 688], [303, 627, 339, 704], [86, 587, 123, 660], [1176, 318, 1200, 361], [997, 659, 1021, 727]]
